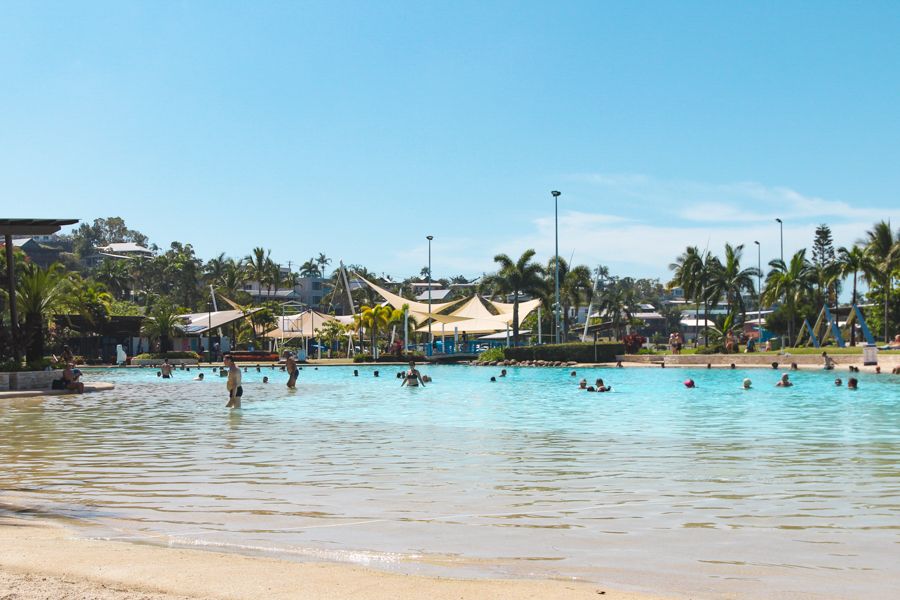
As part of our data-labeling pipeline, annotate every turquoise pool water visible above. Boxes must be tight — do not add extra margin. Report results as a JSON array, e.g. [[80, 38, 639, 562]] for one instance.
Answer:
[[1, 365, 898, 598]]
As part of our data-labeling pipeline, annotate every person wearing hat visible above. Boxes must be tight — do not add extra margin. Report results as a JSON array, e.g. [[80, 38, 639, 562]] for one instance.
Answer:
[[742, 378, 752, 389]]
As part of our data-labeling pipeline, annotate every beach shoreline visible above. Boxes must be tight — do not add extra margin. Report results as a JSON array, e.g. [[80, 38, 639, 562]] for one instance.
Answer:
[[0, 515, 669, 600]]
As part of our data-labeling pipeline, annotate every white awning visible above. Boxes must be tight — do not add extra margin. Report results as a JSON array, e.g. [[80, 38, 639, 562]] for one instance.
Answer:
[[179, 309, 259, 334]]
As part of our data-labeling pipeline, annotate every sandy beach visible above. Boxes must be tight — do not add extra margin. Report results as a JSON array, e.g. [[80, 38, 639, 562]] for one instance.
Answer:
[[0, 516, 669, 600]]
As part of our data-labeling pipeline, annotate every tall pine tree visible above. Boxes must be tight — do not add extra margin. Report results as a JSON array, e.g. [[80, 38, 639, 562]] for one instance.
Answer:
[[812, 224, 835, 266], [811, 224, 840, 306]]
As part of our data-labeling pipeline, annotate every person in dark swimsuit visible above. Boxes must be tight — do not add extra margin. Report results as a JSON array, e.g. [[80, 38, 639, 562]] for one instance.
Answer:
[[400, 361, 425, 387]]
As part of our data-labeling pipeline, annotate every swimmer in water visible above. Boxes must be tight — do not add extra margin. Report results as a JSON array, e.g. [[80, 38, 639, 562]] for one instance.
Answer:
[[594, 378, 611, 392], [847, 377, 858, 389], [579, 378, 587, 389], [160, 360, 173, 379], [742, 378, 752, 389], [776, 373, 793, 387], [262, 376, 269, 384], [285, 352, 299, 389], [400, 361, 425, 387], [834, 377, 842, 386], [224, 355, 243, 409], [194, 373, 204, 381], [499, 369, 507, 378], [683, 379, 696, 388]]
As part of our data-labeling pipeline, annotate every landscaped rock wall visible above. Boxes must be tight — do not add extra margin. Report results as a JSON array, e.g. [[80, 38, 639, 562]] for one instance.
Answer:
[[2, 370, 64, 391]]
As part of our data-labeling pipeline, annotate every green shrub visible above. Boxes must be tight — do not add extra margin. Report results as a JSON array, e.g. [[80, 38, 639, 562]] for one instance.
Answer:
[[0, 358, 56, 372], [695, 345, 726, 355], [26, 358, 53, 371], [505, 342, 624, 363], [477, 347, 506, 362]]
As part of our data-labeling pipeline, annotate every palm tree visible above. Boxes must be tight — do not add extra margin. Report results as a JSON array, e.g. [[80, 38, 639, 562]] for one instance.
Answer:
[[244, 247, 274, 300], [315, 253, 331, 277], [204, 252, 229, 284], [95, 259, 131, 300], [596, 278, 636, 340], [762, 249, 815, 345], [668, 246, 704, 343], [559, 262, 593, 340], [837, 245, 870, 345], [354, 304, 393, 358], [860, 220, 899, 342], [65, 277, 113, 328], [490, 249, 545, 341], [216, 259, 245, 300], [16, 263, 70, 362], [299, 259, 320, 278], [706, 243, 758, 324], [140, 302, 183, 353]]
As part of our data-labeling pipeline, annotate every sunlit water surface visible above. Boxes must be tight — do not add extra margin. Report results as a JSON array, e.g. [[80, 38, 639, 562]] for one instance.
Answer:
[[1, 365, 898, 598]]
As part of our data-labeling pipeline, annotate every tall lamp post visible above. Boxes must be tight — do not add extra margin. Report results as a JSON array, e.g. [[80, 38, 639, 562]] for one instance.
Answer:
[[551, 190, 561, 344], [775, 218, 784, 263], [207, 301, 213, 364], [427, 235, 433, 355], [775, 218, 785, 348], [754, 241, 762, 342]]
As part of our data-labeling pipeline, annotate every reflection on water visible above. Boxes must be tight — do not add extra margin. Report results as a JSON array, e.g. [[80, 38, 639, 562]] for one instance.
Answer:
[[1, 365, 899, 598]]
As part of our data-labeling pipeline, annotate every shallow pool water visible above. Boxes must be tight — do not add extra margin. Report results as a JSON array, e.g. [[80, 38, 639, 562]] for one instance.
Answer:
[[2, 364, 898, 598]]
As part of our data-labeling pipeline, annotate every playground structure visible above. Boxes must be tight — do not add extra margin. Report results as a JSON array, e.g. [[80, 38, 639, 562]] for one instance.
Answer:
[[795, 304, 876, 348]]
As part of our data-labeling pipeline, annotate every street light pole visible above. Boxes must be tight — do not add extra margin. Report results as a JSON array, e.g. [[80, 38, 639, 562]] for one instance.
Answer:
[[775, 218, 785, 348], [207, 302, 212, 364], [427, 235, 433, 355], [775, 218, 783, 263], [551, 190, 561, 344], [754, 240, 761, 341]]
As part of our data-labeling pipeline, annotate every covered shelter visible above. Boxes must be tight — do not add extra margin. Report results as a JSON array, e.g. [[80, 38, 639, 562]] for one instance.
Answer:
[[264, 309, 348, 339], [179, 309, 260, 335], [2, 218, 79, 362]]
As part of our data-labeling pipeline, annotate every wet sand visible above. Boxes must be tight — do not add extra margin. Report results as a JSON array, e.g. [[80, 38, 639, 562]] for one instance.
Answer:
[[0, 516, 668, 600]]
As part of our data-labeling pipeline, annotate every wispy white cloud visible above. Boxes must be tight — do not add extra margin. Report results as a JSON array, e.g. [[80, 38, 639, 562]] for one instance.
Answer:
[[374, 174, 898, 282], [567, 172, 891, 223]]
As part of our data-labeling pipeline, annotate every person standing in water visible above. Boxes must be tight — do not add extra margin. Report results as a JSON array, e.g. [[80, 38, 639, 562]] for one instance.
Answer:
[[400, 361, 425, 387], [224, 355, 243, 408], [285, 352, 299, 388], [160, 359, 173, 379]]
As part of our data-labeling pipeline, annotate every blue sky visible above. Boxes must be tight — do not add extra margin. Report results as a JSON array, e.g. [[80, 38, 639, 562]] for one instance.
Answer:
[[3, 1, 899, 281]]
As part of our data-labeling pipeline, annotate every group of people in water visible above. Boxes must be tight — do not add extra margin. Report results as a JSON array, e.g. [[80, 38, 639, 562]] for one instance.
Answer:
[[680, 370, 861, 390]]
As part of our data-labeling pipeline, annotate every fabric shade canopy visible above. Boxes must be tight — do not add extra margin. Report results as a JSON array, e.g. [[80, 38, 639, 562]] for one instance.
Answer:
[[446, 295, 497, 320], [179, 309, 259, 334], [265, 309, 345, 339], [355, 274, 459, 315], [414, 317, 512, 335], [488, 297, 541, 320]]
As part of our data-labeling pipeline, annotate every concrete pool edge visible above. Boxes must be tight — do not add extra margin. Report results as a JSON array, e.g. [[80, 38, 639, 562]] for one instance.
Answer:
[[0, 381, 115, 400]]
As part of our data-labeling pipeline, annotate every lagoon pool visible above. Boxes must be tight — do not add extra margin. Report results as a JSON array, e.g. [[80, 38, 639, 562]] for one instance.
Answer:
[[1, 364, 898, 598]]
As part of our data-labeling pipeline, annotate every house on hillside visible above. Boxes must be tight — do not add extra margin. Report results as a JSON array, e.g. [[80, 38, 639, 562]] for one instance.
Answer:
[[3, 237, 62, 268], [83, 242, 155, 267]]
